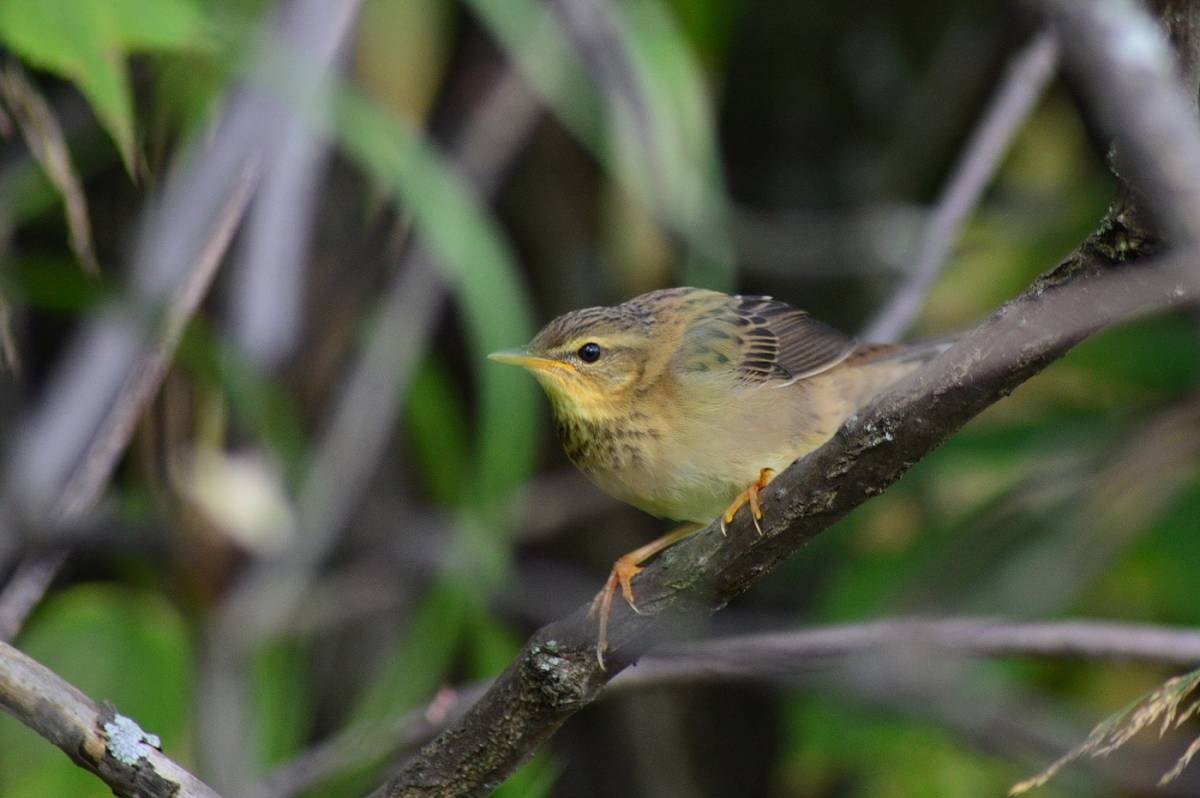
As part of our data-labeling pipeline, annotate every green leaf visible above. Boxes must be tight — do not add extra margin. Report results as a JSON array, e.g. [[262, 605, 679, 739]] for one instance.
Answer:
[[108, 0, 208, 51], [327, 81, 541, 510], [0, 0, 208, 172], [404, 359, 473, 508]]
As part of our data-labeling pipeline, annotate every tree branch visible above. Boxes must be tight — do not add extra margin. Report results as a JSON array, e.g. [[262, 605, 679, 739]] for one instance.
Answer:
[[622, 619, 1200, 688], [0, 640, 219, 798]]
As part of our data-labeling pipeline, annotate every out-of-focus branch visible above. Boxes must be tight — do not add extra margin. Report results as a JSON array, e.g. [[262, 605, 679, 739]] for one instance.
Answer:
[[863, 28, 1060, 342], [0, 290, 17, 375], [832, 651, 1200, 797], [0, 550, 67, 642], [55, 174, 256, 524], [0, 143, 257, 547], [0, 3, 363, 794], [229, 0, 356, 368], [0, 640, 220, 798], [622, 619, 1200, 687], [547, 0, 659, 192], [0, 170, 253, 642], [206, 63, 543, 658]]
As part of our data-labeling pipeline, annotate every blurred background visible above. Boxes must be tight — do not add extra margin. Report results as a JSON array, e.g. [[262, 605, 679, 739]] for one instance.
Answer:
[[0, 0, 1197, 796]]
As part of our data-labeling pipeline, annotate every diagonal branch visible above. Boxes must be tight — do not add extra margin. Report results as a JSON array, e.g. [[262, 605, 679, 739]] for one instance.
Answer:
[[0, 640, 219, 798]]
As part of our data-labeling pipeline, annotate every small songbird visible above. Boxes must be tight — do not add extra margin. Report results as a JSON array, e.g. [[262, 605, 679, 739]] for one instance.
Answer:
[[489, 287, 945, 664]]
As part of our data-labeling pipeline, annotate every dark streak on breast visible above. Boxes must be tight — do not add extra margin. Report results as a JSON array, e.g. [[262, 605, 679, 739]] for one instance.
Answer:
[[554, 413, 654, 474]]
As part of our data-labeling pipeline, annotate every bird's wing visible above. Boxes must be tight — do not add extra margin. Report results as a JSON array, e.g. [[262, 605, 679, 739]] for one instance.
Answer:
[[674, 294, 857, 383]]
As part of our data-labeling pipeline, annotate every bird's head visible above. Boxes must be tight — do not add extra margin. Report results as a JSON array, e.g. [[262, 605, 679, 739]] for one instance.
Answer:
[[489, 302, 658, 421]]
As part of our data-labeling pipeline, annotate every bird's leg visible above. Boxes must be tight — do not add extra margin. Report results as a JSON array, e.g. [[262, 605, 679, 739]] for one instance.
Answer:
[[719, 468, 776, 536], [587, 522, 704, 668]]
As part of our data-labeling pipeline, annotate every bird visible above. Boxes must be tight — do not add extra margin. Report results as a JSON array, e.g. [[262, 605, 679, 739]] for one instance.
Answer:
[[489, 287, 946, 665]]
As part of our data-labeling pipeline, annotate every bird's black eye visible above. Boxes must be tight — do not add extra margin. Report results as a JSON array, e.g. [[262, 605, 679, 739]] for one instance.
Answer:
[[577, 342, 602, 363]]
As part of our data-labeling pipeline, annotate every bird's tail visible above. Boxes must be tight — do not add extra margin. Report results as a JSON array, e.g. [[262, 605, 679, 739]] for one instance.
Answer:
[[847, 335, 955, 367], [835, 336, 955, 410]]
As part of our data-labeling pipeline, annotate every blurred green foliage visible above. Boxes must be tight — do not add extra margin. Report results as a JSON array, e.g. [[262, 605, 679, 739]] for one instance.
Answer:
[[0, 0, 209, 171]]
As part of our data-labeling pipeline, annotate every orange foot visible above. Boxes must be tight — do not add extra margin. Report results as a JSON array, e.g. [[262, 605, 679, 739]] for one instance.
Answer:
[[719, 468, 776, 536], [586, 523, 703, 668]]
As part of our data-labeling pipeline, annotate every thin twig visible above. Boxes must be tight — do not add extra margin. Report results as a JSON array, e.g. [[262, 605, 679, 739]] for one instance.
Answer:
[[0, 640, 221, 798], [229, 0, 356, 368], [55, 173, 256, 524], [863, 28, 1060, 342], [622, 618, 1200, 688]]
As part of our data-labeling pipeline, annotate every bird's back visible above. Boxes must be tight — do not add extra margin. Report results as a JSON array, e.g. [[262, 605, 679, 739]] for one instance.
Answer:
[[615, 293, 946, 523]]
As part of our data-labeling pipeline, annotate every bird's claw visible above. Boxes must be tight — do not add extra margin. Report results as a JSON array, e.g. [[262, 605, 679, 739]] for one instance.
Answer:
[[720, 468, 775, 536], [588, 523, 706, 669]]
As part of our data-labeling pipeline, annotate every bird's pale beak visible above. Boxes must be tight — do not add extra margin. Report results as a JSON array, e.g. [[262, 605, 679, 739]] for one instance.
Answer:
[[487, 348, 574, 373]]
